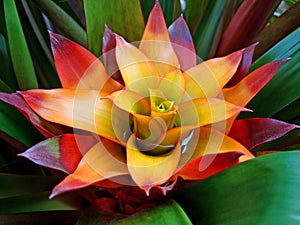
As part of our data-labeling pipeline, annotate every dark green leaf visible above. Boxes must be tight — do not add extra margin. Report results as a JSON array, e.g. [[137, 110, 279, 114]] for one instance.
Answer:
[[140, 0, 181, 27], [251, 27, 300, 70], [15, 1, 61, 89], [77, 199, 192, 225], [208, 0, 241, 57], [0, 211, 79, 225], [4, 0, 38, 90], [261, 129, 300, 151], [0, 174, 85, 214], [0, 174, 58, 199], [185, 0, 209, 35], [0, 151, 10, 173], [18, 1, 61, 89], [27, 38, 61, 89], [31, 0, 86, 47], [159, 0, 181, 26], [192, 0, 227, 59], [26, 0, 51, 42], [84, 0, 145, 57], [274, 97, 300, 122], [53, 0, 85, 27], [253, 1, 300, 59], [0, 79, 12, 93], [0, 34, 17, 90], [21, 0, 54, 64], [244, 27, 300, 117], [0, 191, 84, 213], [0, 101, 43, 148], [176, 151, 300, 224], [140, 0, 155, 22], [0, 2, 7, 37]]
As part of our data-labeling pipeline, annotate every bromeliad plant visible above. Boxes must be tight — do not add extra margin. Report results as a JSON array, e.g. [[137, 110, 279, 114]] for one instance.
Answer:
[[0, 0, 300, 224], [10, 3, 261, 203]]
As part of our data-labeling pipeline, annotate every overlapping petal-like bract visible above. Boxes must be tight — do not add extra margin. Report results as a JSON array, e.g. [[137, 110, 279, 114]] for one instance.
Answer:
[[1, 2, 294, 210]]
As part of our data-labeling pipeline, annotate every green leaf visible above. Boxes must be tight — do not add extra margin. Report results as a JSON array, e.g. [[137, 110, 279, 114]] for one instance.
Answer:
[[0, 175, 58, 199], [18, 1, 61, 88], [185, 0, 209, 35], [274, 97, 300, 123], [244, 27, 300, 117], [4, 0, 38, 90], [0, 175, 86, 214], [0, 192, 84, 214], [159, 0, 181, 26], [254, 129, 300, 152], [192, 0, 227, 59], [208, 0, 241, 57], [284, 0, 298, 7], [216, 0, 281, 57], [253, 1, 300, 59], [250, 27, 300, 70], [77, 199, 192, 225], [0, 153, 10, 173], [140, 0, 155, 21], [21, 0, 53, 61], [84, 0, 145, 56], [0, 34, 17, 90], [140, 0, 181, 27], [0, 2, 7, 37], [0, 79, 12, 93], [31, 0, 86, 47], [176, 151, 300, 224], [53, 0, 84, 27], [0, 211, 80, 225], [0, 101, 43, 148]]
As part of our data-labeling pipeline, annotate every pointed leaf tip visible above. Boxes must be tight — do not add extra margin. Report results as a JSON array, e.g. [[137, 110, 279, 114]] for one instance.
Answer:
[[168, 16, 196, 71], [0, 92, 67, 138], [49, 32, 64, 52], [142, 186, 152, 197], [277, 58, 291, 64], [50, 139, 128, 198], [216, 0, 280, 56], [140, 0, 179, 75], [226, 43, 258, 87], [18, 134, 97, 174], [103, 26, 114, 40], [115, 34, 126, 47], [49, 32, 122, 91], [102, 26, 124, 85], [103, 27, 117, 51], [126, 134, 181, 189], [229, 118, 300, 150], [223, 58, 288, 108], [115, 35, 160, 96], [142, 1, 167, 37]]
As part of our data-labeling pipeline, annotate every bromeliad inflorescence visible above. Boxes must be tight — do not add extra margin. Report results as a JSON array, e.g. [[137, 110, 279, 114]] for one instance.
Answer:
[[0, 2, 292, 213]]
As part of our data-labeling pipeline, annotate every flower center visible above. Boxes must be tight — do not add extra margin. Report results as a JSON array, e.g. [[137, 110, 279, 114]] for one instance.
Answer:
[[154, 100, 174, 113], [132, 89, 178, 155], [149, 89, 176, 130]]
